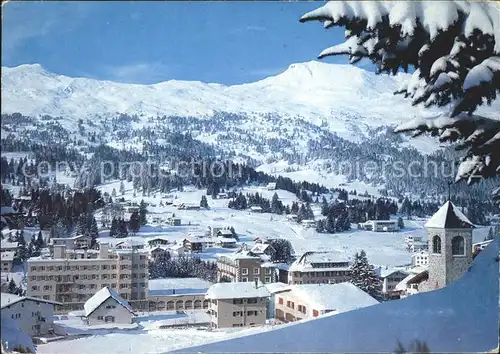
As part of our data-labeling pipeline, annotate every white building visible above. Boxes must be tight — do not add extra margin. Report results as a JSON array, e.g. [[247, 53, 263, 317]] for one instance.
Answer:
[[250, 206, 263, 213], [359, 220, 399, 232], [84, 286, 136, 326], [1, 251, 15, 273], [287, 251, 352, 285], [1, 293, 62, 337], [266, 182, 277, 190], [411, 251, 429, 266], [205, 281, 270, 328], [1, 241, 18, 253], [301, 220, 316, 228]]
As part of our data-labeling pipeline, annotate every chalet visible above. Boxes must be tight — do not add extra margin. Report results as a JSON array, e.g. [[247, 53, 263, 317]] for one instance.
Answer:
[[148, 237, 169, 247], [217, 229, 234, 238], [250, 206, 263, 213], [178, 204, 200, 211], [217, 247, 273, 283], [217, 192, 229, 199], [250, 242, 276, 259], [149, 246, 168, 260], [83, 286, 136, 325], [409, 241, 428, 253], [168, 244, 187, 257], [216, 236, 237, 248], [114, 240, 145, 250], [50, 234, 93, 250], [127, 206, 140, 213], [359, 220, 399, 232], [301, 220, 316, 228], [167, 217, 181, 226], [286, 214, 299, 223], [183, 237, 214, 253], [266, 182, 277, 191], [379, 269, 409, 299]]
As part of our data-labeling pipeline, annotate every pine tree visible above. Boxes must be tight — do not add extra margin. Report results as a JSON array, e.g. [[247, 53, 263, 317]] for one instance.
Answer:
[[109, 218, 118, 237], [398, 216, 405, 230], [7, 278, 17, 294], [349, 250, 383, 301], [321, 196, 329, 216], [200, 195, 209, 208], [139, 199, 147, 225], [300, 1, 500, 190], [128, 212, 141, 235], [120, 180, 126, 195]]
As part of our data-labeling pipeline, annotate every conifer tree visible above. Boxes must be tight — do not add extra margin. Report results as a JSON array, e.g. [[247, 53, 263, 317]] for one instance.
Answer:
[[200, 195, 209, 208], [350, 250, 383, 301]]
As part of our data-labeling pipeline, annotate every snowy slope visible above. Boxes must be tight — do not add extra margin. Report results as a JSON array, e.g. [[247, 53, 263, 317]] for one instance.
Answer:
[[176, 239, 500, 353], [1, 61, 453, 140]]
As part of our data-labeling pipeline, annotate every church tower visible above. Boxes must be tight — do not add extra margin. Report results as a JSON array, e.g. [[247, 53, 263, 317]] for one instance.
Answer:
[[425, 201, 474, 289]]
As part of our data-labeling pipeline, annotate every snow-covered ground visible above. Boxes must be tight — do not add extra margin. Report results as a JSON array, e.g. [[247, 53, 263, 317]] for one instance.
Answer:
[[94, 180, 490, 268]]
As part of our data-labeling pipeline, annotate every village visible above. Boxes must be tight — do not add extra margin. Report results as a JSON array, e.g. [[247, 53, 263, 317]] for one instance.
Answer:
[[0, 179, 496, 352]]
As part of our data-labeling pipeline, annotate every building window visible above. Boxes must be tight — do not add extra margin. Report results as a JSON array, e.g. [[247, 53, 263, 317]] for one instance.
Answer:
[[265, 268, 271, 275], [452, 236, 465, 255], [247, 310, 257, 316], [233, 311, 243, 317], [242, 277, 248, 282], [253, 268, 260, 275], [278, 297, 283, 305], [242, 268, 248, 275], [432, 235, 441, 254], [247, 298, 257, 304], [265, 277, 271, 283], [233, 299, 243, 305]]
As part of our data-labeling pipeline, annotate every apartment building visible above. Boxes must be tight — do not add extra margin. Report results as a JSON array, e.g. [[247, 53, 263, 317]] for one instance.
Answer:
[[205, 281, 270, 328], [1, 251, 14, 272], [217, 248, 274, 283], [359, 220, 399, 232], [50, 234, 92, 250], [26, 243, 149, 312], [411, 251, 429, 266], [273, 283, 378, 323], [287, 251, 352, 285]]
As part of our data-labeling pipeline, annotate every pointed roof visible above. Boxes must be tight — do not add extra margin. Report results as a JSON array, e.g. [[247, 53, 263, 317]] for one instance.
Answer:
[[425, 201, 475, 229], [84, 286, 135, 317]]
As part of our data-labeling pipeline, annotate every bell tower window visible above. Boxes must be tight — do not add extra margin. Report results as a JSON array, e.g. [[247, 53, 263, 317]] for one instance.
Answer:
[[432, 235, 441, 254]]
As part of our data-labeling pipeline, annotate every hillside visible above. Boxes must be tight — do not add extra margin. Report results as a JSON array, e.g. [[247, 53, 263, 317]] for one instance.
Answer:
[[175, 239, 499, 353]]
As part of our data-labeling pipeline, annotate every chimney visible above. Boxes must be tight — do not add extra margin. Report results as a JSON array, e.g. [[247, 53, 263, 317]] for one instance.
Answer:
[[99, 243, 109, 259], [53, 245, 66, 259]]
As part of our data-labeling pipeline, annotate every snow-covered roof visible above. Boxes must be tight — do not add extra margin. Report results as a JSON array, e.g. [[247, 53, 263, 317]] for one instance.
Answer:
[[290, 283, 379, 312], [84, 287, 134, 317], [379, 268, 409, 279], [251, 243, 273, 254], [148, 236, 169, 243], [218, 229, 233, 236], [1, 293, 62, 309], [216, 236, 236, 243], [148, 278, 213, 296], [264, 282, 290, 294], [206, 282, 270, 300], [219, 249, 261, 261], [289, 251, 351, 272], [182, 240, 499, 353], [425, 201, 474, 229]]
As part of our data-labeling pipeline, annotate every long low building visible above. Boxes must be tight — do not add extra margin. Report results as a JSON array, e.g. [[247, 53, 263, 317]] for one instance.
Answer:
[[273, 282, 379, 322], [147, 278, 212, 312]]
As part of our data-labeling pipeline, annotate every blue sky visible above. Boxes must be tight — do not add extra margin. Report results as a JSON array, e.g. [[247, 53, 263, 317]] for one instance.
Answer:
[[2, 1, 368, 85]]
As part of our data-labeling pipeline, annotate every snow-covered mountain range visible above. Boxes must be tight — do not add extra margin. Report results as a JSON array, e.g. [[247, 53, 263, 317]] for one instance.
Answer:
[[2, 61, 447, 141]]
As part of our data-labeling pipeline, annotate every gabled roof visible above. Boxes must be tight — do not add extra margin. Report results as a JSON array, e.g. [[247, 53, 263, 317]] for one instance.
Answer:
[[84, 287, 135, 317], [1, 293, 62, 309], [425, 201, 475, 229]]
